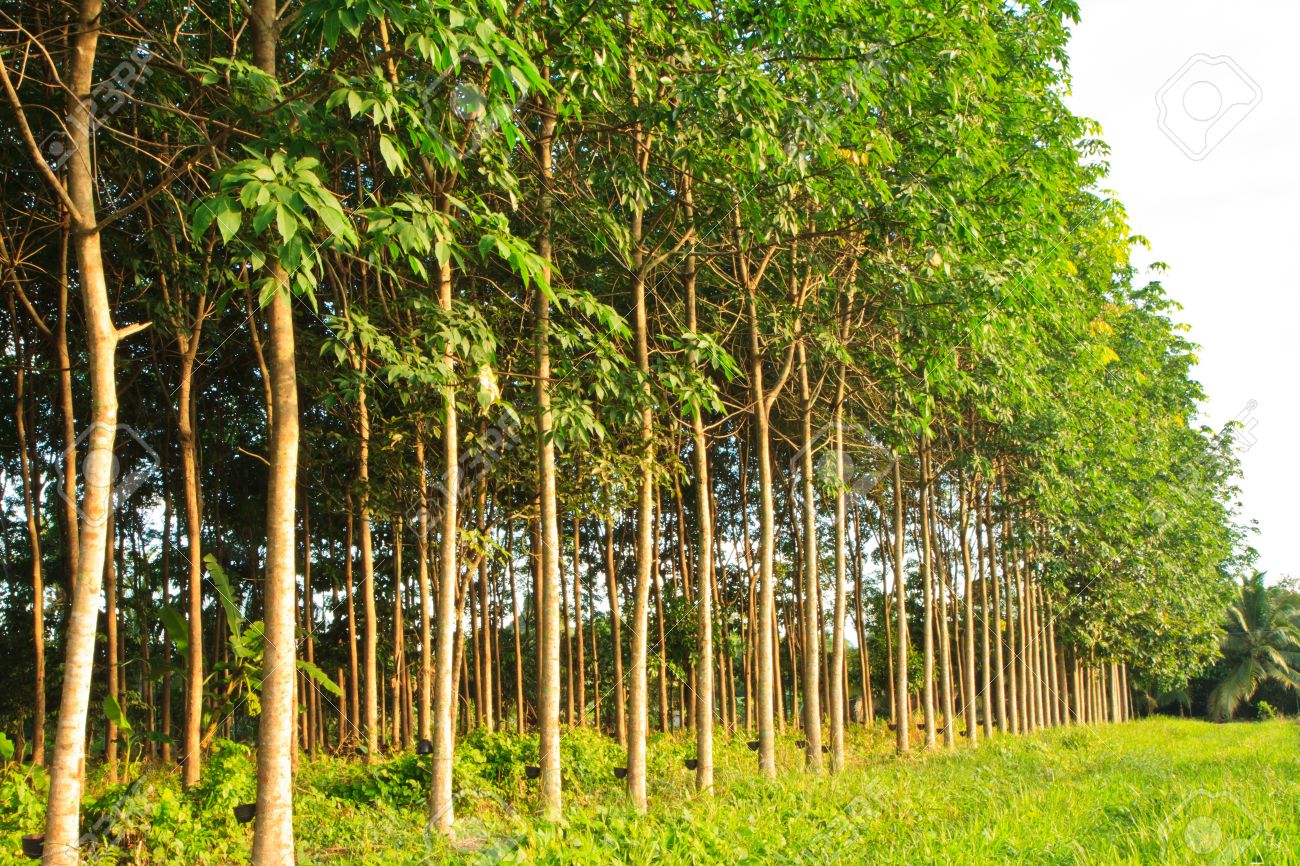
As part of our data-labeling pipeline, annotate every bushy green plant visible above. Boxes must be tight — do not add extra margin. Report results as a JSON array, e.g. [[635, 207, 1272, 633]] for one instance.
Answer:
[[0, 759, 48, 860]]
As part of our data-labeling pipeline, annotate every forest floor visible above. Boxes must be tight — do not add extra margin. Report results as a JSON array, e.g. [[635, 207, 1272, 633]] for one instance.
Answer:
[[3, 717, 1297, 864]]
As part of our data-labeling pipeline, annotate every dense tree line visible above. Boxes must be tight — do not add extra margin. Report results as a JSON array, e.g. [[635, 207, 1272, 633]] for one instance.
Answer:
[[1, 0, 1250, 861]]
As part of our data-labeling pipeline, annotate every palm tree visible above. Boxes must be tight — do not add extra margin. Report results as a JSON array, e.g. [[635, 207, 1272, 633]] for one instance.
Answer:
[[1208, 572, 1300, 721]]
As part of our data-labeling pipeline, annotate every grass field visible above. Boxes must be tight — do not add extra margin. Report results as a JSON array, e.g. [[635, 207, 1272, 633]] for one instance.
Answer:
[[4, 718, 1297, 864]]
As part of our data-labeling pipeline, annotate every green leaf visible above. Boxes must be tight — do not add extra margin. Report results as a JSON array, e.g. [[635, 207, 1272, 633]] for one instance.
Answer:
[[297, 660, 343, 697], [159, 605, 189, 657], [216, 200, 242, 244], [104, 693, 133, 736], [378, 136, 403, 174], [205, 554, 245, 642]]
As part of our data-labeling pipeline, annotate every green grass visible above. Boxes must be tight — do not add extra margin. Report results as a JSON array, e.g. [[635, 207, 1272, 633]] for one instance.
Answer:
[[3, 718, 1297, 864]]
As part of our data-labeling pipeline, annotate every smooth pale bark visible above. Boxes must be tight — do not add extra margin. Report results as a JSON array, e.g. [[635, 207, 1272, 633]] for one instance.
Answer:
[[891, 456, 909, 754], [510, 521, 525, 735], [745, 287, 778, 776], [431, 247, 461, 832], [344, 506, 360, 740], [933, 516, 955, 749], [626, 107, 656, 807], [684, 185, 713, 790], [999, 488, 1020, 734], [245, 15, 297, 857], [416, 437, 432, 742], [604, 515, 626, 746], [27, 0, 136, 851], [828, 369, 848, 770], [974, 488, 993, 739], [983, 486, 1006, 734], [918, 444, 936, 749], [850, 503, 873, 726], [534, 102, 562, 820], [958, 482, 978, 745], [796, 344, 822, 771], [358, 376, 379, 759], [252, 265, 299, 865]]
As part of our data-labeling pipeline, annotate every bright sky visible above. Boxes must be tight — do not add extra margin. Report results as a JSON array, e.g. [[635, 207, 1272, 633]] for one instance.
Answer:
[[1065, 0, 1300, 580]]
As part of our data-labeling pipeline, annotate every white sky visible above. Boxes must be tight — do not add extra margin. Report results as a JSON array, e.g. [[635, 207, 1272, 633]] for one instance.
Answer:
[[1065, 0, 1300, 580]]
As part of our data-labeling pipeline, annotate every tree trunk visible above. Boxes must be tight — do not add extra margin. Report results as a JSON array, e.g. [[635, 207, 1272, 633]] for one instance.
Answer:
[[984, 485, 1006, 734], [345, 505, 360, 742], [685, 186, 713, 788], [828, 366, 848, 770], [431, 243, 462, 831], [179, 326, 205, 785], [35, 0, 134, 853], [358, 375, 379, 760], [796, 344, 822, 771], [958, 479, 978, 745], [892, 456, 909, 754], [573, 521, 585, 726], [416, 436, 432, 742], [604, 515, 625, 746], [105, 509, 119, 783], [745, 287, 779, 776], [510, 520, 525, 735], [8, 306, 46, 765], [918, 442, 936, 748], [251, 261, 299, 865]]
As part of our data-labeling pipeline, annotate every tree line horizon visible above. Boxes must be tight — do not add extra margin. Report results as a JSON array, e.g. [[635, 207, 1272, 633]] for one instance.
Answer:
[[0, 0, 1252, 862]]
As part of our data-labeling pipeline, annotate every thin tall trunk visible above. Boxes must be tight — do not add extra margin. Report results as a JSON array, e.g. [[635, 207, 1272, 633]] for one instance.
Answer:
[[984, 486, 1006, 733], [958, 479, 978, 745], [25, 0, 142, 849], [573, 521, 585, 726], [251, 188, 299, 866], [975, 483, 993, 739], [746, 286, 778, 776], [796, 343, 822, 771], [344, 505, 360, 741], [358, 375, 378, 759], [393, 519, 406, 748], [626, 104, 656, 807], [416, 437, 432, 742], [8, 305, 45, 764], [919, 442, 936, 748], [604, 515, 626, 746], [562, 533, 573, 725], [828, 366, 848, 770], [533, 100, 562, 821], [685, 187, 714, 788], [479, 484, 494, 732], [161, 486, 173, 762], [510, 520, 524, 735], [247, 7, 297, 850], [431, 219, 462, 829], [105, 510, 119, 783], [303, 499, 317, 754], [892, 456, 909, 754], [654, 512, 669, 733]]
